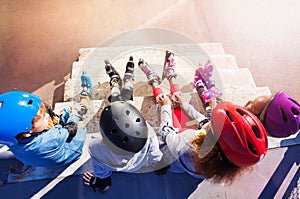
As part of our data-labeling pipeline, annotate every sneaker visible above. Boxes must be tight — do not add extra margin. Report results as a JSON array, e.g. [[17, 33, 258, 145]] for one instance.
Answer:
[[104, 59, 122, 88], [162, 50, 177, 80], [195, 60, 215, 89], [80, 73, 92, 98], [138, 58, 161, 85], [123, 56, 134, 81]]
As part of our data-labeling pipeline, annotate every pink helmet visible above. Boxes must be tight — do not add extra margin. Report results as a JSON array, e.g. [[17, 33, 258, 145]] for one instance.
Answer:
[[212, 101, 268, 166], [260, 91, 300, 138]]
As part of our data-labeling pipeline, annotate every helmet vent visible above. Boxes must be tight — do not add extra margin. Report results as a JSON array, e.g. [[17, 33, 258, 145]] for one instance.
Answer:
[[136, 118, 141, 123], [252, 126, 261, 138], [291, 107, 299, 116], [110, 129, 117, 135], [125, 123, 129, 128], [125, 110, 130, 115], [135, 131, 141, 136], [226, 111, 234, 122], [123, 136, 128, 143], [280, 108, 288, 122], [28, 100, 33, 105], [290, 97, 300, 106], [236, 109, 245, 116], [247, 141, 257, 155]]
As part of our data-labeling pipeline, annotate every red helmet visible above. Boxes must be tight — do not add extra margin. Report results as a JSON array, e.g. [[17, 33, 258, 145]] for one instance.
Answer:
[[211, 101, 268, 166]]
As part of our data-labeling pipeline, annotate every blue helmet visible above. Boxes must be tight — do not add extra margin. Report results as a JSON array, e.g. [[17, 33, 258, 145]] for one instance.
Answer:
[[0, 91, 41, 145]]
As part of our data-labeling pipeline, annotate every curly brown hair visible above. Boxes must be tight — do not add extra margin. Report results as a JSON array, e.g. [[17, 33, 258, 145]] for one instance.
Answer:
[[191, 129, 253, 184], [31, 103, 47, 129]]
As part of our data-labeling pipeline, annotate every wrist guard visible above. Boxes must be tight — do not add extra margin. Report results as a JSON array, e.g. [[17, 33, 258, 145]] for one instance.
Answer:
[[89, 176, 112, 194], [64, 122, 78, 142]]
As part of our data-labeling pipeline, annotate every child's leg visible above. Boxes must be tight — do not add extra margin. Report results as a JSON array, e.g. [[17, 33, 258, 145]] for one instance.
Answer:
[[104, 59, 122, 102], [163, 50, 184, 130], [194, 60, 223, 119], [121, 56, 134, 101]]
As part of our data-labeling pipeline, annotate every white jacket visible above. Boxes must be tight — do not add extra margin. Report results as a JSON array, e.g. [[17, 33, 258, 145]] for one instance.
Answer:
[[88, 123, 163, 178]]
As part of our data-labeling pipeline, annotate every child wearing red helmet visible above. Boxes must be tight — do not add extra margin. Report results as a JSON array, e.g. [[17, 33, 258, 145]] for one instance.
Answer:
[[139, 50, 268, 183]]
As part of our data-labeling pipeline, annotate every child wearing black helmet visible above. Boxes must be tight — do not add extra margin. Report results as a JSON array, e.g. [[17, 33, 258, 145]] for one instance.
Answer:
[[82, 57, 163, 194]]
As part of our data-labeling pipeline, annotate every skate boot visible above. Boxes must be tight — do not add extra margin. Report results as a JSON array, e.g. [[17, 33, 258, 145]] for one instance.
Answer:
[[79, 73, 92, 119], [104, 59, 122, 88], [138, 58, 161, 85], [121, 56, 135, 101], [162, 50, 177, 81], [80, 73, 93, 98], [123, 56, 134, 81], [194, 60, 215, 89]]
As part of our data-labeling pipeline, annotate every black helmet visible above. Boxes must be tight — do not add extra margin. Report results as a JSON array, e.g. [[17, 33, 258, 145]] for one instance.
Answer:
[[100, 101, 148, 153]]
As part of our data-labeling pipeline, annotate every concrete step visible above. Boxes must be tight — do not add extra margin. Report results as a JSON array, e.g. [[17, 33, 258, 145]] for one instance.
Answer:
[[210, 54, 239, 70], [219, 68, 257, 89], [71, 46, 226, 80], [223, 86, 271, 106], [76, 43, 225, 62]]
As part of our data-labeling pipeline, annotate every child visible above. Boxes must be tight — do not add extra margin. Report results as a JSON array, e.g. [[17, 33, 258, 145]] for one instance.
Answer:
[[138, 50, 209, 132], [139, 50, 268, 183], [0, 75, 90, 167], [244, 91, 300, 138], [194, 60, 223, 119], [82, 57, 163, 194]]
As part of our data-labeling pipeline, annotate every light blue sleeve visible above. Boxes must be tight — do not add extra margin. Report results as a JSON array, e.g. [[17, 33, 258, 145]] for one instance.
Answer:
[[91, 157, 113, 179]]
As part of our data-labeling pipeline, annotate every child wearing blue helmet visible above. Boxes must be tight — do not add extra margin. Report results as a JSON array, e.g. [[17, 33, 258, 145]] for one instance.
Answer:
[[0, 74, 92, 168]]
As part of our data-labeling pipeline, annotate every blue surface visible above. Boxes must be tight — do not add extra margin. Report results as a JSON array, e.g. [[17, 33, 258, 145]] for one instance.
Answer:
[[0, 168, 202, 199]]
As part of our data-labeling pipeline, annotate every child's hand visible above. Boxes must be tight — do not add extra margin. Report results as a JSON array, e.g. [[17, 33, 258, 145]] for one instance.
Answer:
[[171, 93, 183, 105], [157, 94, 172, 105], [83, 171, 111, 194]]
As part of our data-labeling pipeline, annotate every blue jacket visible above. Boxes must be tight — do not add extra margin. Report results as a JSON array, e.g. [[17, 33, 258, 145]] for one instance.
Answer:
[[9, 116, 86, 168]]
